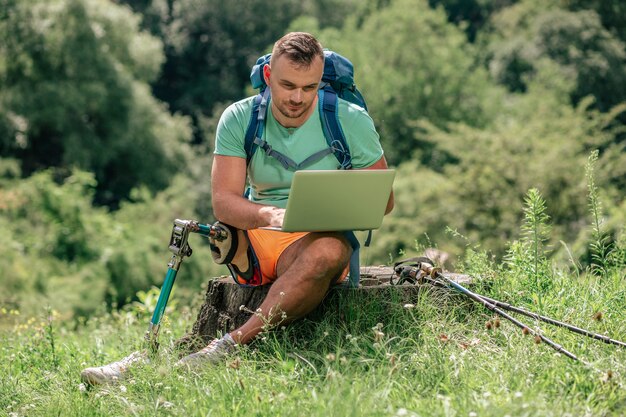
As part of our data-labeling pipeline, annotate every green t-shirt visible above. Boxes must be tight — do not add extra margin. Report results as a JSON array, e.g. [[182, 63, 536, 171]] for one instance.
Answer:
[[214, 95, 384, 208]]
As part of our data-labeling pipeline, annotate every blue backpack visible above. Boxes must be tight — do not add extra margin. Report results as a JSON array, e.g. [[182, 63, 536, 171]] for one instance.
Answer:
[[244, 50, 368, 171], [244, 50, 371, 287]]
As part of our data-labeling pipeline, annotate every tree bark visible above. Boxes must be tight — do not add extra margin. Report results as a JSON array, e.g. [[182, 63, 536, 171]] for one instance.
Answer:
[[175, 266, 473, 353]]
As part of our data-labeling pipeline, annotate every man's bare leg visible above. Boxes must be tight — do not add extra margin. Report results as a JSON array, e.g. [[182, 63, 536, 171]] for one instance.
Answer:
[[231, 232, 351, 344]]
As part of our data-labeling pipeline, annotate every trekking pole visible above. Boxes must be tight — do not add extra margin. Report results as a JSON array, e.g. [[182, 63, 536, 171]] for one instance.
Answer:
[[394, 262, 584, 363], [470, 293, 626, 349], [145, 219, 228, 353], [398, 264, 626, 348], [395, 265, 626, 349]]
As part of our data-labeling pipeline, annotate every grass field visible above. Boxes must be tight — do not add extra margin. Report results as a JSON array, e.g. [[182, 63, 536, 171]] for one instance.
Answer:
[[1, 246, 625, 417]]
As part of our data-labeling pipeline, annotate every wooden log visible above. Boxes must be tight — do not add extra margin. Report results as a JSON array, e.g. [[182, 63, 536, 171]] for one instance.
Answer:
[[175, 266, 473, 353]]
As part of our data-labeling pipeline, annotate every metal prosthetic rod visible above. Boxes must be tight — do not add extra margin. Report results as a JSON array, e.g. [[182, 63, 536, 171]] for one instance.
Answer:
[[145, 219, 228, 353]]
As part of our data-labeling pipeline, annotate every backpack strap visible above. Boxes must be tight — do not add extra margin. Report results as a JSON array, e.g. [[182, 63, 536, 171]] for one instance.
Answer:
[[252, 136, 335, 171], [318, 85, 352, 170], [344, 231, 361, 288], [244, 88, 270, 167], [244, 88, 345, 170]]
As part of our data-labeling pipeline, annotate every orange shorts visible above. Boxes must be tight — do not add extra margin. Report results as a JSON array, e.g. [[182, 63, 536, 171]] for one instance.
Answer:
[[235, 229, 349, 286]]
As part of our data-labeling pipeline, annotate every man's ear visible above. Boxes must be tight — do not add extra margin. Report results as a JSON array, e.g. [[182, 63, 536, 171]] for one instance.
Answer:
[[263, 64, 271, 85]]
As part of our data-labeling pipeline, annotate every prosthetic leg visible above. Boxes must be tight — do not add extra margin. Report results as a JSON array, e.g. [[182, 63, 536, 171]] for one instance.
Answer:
[[146, 219, 231, 352], [82, 219, 251, 385]]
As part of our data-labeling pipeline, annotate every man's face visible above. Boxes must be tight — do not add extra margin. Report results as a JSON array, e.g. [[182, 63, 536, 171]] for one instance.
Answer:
[[264, 54, 324, 128]]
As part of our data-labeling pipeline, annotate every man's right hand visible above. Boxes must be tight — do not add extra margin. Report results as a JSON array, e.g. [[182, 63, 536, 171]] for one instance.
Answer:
[[259, 206, 285, 228]]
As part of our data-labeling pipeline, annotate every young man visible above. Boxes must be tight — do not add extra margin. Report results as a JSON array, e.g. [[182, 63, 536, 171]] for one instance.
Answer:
[[80, 32, 393, 384]]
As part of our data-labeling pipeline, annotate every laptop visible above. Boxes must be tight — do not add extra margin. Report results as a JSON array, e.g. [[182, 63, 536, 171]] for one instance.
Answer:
[[262, 169, 395, 232]]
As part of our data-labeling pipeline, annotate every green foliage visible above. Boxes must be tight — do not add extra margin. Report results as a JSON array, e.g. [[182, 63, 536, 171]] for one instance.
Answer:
[[0, 0, 192, 206], [565, 0, 626, 45], [428, 0, 518, 41], [585, 150, 612, 276], [149, 0, 308, 138], [369, 73, 625, 265], [521, 189, 551, 263], [0, 169, 110, 316], [484, 0, 626, 111], [122, 0, 386, 141], [0, 168, 225, 318], [310, 0, 503, 165], [505, 189, 552, 308]]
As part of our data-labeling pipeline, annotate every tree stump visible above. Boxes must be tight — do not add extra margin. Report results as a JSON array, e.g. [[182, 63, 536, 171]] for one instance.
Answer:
[[175, 266, 473, 353]]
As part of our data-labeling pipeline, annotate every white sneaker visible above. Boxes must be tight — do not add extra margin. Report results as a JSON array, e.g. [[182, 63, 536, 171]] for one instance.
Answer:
[[177, 334, 236, 369], [81, 350, 148, 386]]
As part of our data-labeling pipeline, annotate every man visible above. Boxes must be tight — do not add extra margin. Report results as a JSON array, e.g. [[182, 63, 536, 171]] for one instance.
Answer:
[[80, 32, 393, 384]]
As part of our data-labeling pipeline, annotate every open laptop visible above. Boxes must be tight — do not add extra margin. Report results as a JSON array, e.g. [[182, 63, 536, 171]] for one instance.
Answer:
[[262, 169, 395, 232]]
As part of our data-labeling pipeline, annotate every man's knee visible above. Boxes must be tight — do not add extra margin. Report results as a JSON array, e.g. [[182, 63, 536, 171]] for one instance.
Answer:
[[307, 233, 352, 273]]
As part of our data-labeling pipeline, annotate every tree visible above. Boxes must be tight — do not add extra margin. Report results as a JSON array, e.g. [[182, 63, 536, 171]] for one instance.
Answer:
[[428, 0, 518, 42], [369, 70, 626, 262], [0, 167, 226, 317], [148, 0, 314, 146], [564, 0, 626, 45], [312, 0, 502, 165], [116, 0, 400, 146], [484, 1, 626, 112], [0, 0, 192, 207]]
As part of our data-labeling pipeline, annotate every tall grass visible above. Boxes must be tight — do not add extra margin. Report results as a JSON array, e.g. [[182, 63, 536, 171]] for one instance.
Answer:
[[503, 188, 552, 311], [585, 150, 613, 276], [1, 182, 625, 416]]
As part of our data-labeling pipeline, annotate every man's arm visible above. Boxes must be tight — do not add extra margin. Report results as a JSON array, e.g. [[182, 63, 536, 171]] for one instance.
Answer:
[[362, 155, 394, 215], [211, 155, 285, 229]]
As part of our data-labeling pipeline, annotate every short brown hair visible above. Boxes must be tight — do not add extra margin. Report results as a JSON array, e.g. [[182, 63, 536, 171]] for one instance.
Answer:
[[270, 32, 324, 68]]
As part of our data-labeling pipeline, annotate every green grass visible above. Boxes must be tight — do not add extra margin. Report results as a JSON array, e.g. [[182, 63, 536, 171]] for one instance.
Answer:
[[1, 257, 625, 417]]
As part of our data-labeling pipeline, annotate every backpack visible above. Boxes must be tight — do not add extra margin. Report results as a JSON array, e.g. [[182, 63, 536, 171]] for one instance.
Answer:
[[244, 50, 368, 171], [242, 50, 371, 287]]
